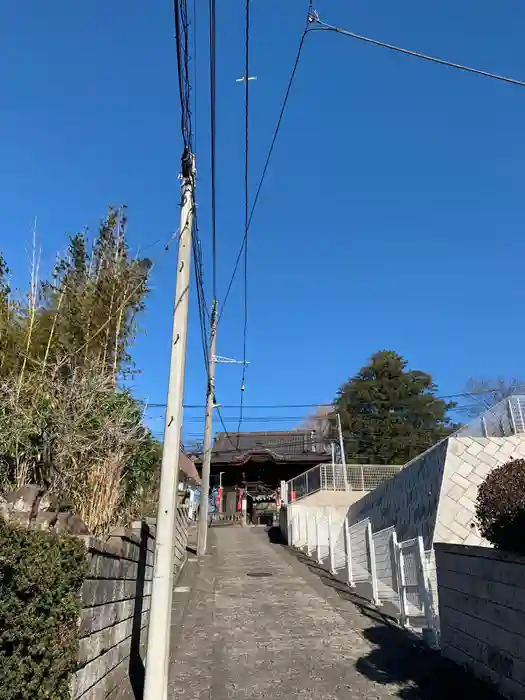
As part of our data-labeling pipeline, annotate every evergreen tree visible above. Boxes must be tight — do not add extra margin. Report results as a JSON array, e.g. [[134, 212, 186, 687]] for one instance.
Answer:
[[333, 350, 457, 465]]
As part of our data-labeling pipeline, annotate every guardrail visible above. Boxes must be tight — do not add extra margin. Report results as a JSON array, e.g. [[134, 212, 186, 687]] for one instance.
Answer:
[[285, 463, 402, 503]]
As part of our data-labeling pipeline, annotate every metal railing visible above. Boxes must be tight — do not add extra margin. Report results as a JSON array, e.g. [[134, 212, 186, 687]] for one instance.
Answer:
[[286, 462, 402, 502], [457, 394, 525, 438], [287, 504, 437, 640]]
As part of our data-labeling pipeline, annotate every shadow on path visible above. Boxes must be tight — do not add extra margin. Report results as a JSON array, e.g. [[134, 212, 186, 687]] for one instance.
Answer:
[[356, 624, 503, 700], [266, 527, 503, 700]]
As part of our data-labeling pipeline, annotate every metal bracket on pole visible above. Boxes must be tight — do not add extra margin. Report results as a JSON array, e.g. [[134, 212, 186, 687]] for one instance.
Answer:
[[212, 355, 250, 365]]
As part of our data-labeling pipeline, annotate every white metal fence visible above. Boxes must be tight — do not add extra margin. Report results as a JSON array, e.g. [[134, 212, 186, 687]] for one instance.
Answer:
[[286, 463, 403, 502], [286, 504, 439, 640]]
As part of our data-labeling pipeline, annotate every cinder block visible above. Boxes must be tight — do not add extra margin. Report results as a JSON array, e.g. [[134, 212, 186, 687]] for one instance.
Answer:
[[466, 441, 484, 456], [448, 484, 465, 502], [451, 472, 471, 490], [458, 496, 476, 514], [455, 507, 474, 528], [457, 462, 474, 478]]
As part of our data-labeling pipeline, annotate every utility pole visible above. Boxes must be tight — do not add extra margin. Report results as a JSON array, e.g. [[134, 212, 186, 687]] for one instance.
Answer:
[[197, 300, 218, 556], [336, 412, 348, 489], [143, 151, 195, 700]]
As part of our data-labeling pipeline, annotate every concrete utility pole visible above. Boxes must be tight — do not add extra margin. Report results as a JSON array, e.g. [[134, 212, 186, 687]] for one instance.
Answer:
[[143, 151, 195, 700], [336, 412, 348, 489], [197, 300, 218, 556]]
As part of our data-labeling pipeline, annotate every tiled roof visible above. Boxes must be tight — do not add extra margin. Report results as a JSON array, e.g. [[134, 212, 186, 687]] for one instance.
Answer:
[[179, 452, 201, 484], [210, 430, 330, 464]]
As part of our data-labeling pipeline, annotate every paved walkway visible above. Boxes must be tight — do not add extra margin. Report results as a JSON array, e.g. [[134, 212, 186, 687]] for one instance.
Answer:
[[167, 527, 501, 700]]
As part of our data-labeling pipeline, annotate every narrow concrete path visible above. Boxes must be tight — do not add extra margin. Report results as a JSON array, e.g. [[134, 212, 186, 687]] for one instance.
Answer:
[[167, 527, 500, 700]]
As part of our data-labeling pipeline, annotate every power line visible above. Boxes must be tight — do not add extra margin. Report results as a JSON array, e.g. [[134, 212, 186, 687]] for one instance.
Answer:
[[218, 10, 312, 323], [192, 0, 198, 154], [312, 16, 525, 88], [191, 208, 212, 377], [215, 404, 242, 452], [178, 428, 474, 456], [173, 0, 195, 151], [143, 388, 511, 409], [237, 0, 251, 436], [209, 0, 217, 298]]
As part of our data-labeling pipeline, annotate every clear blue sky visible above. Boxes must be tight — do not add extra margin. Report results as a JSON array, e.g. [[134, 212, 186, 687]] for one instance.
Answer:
[[1, 1, 524, 442]]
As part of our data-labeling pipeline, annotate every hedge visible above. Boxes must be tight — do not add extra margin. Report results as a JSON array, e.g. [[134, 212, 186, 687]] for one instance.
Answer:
[[476, 457, 525, 555], [0, 519, 88, 700]]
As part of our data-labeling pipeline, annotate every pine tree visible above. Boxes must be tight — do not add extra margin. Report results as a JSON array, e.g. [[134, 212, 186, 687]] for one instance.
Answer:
[[333, 350, 457, 465]]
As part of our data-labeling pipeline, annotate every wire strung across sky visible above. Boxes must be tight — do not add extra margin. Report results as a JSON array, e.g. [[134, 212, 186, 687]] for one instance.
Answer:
[[209, 0, 217, 299], [166, 2, 525, 457], [173, 0, 195, 152], [217, 10, 313, 324], [142, 387, 513, 410], [311, 14, 525, 88], [236, 0, 251, 438]]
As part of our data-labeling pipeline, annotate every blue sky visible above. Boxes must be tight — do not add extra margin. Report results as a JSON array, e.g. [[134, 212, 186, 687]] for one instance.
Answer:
[[1, 1, 524, 442]]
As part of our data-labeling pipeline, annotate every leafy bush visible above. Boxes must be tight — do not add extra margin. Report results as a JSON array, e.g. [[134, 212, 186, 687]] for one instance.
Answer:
[[0, 519, 88, 699], [476, 458, 525, 555]]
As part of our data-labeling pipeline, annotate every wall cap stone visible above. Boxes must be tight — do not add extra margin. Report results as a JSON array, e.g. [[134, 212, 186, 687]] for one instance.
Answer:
[[435, 542, 525, 565]]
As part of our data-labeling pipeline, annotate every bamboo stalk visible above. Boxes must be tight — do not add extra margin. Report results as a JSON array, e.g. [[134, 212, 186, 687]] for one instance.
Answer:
[[17, 219, 40, 401]]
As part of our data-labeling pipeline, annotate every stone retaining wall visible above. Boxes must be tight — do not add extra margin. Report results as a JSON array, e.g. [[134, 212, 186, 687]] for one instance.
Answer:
[[73, 508, 190, 700], [436, 543, 525, 700]]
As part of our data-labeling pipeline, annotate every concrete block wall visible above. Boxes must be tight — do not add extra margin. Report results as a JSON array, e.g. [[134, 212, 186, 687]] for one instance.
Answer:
[[434, 436, 525, 546], [435, 543, 525, 700], [343, 435, 525, 550], [73, 508, 189, 700], [346, 440, 448, 548]]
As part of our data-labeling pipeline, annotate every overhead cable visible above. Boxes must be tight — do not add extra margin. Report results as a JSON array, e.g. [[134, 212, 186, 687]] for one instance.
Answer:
[[218, 9, 313, 322], [237, 0, 251, 436], [312, 15, 525, 88], [209, 0, 218, 298]]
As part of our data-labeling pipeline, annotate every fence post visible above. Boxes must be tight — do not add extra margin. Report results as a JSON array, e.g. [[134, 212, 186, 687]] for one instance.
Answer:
[[328, 512, 336, 574], [344, 518, 354, 587], [416, 536, 433, 630], [306, 511, 312, 556], [288, 506, 294, 547], [508, 397, 517, 435], [316, 511, 321, 564], [360, 465, 365, 491], [518, 398, 525, 432], [366, 522, 381, 606], [392, 532, 408, 627]]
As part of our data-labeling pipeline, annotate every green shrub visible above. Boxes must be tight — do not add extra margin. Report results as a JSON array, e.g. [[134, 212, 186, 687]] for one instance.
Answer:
[[476, 458, 525, 555], [0, 520, 88, 699]]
